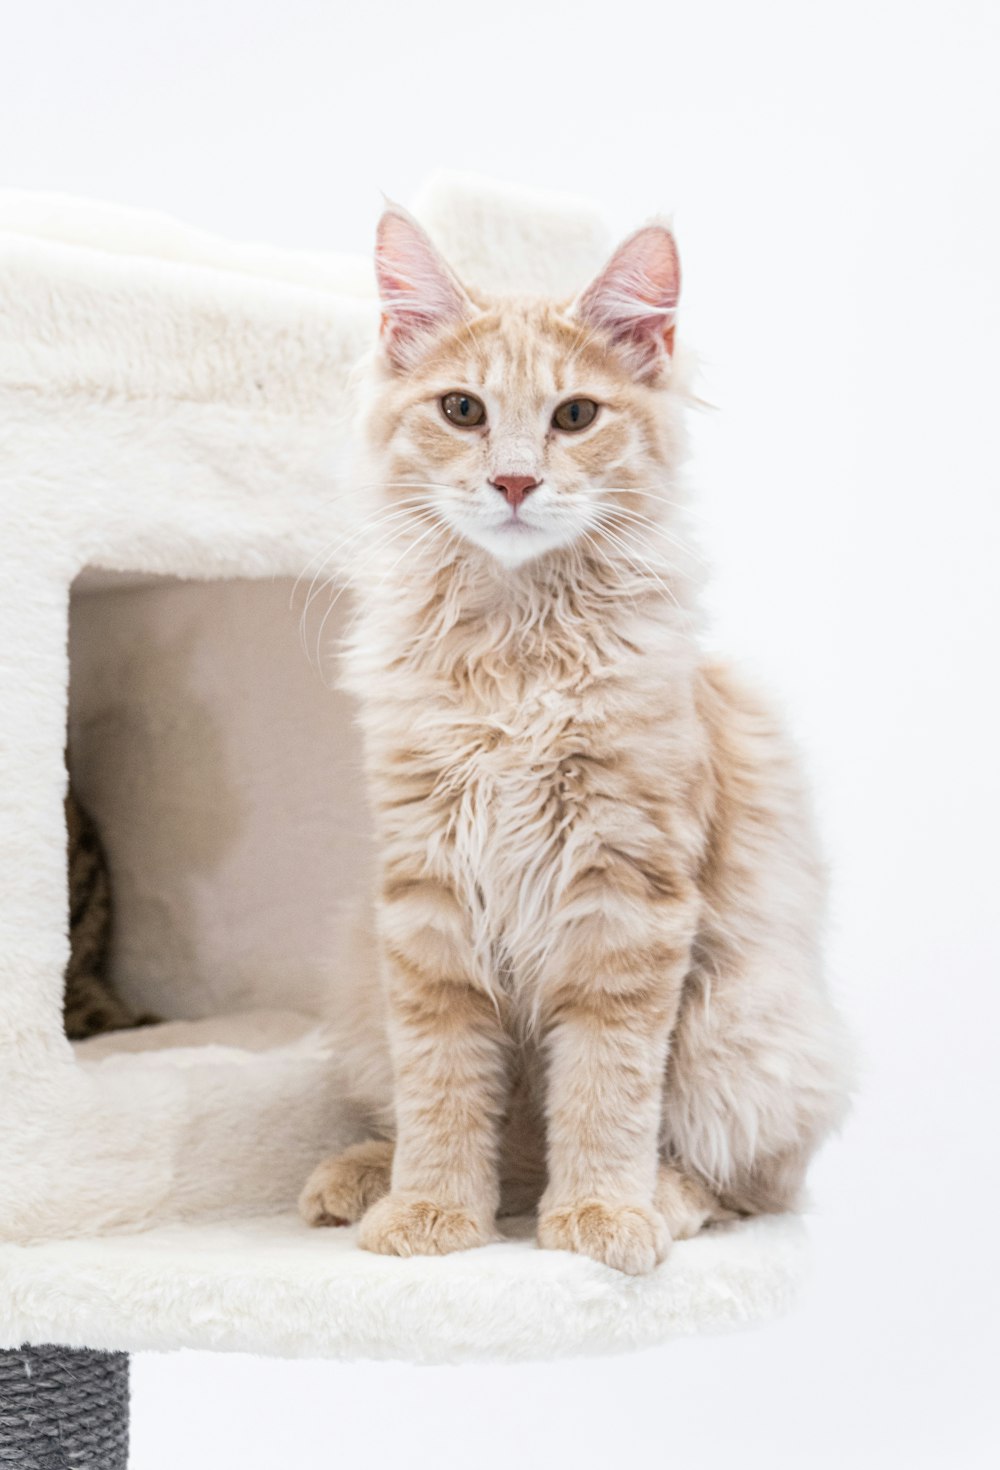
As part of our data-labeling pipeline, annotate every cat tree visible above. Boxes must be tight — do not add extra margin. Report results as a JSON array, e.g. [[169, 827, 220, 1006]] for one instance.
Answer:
[[0, 175, 806, 1441]]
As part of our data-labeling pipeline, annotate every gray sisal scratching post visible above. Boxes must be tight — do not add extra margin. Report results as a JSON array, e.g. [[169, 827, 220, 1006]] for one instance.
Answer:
[[0, 1345, 129, 1468]]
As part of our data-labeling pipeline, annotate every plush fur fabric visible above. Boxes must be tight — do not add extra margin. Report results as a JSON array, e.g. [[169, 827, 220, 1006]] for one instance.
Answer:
[[0, 1210, 807, 1363], [0, 173, 807, 1356]]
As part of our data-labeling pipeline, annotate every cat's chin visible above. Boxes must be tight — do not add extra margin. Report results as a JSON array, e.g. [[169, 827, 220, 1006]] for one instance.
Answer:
[[453, 519, 578, 570]]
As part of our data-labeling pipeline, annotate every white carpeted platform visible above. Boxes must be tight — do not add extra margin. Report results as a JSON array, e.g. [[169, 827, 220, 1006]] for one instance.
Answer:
[[0, 1212, 806, 1363]]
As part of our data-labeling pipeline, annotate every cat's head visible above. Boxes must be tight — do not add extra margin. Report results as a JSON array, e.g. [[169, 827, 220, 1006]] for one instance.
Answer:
[[365, 204, 687, 570]]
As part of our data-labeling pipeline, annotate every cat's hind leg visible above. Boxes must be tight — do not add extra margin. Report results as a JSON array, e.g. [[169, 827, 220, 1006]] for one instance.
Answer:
[[299, 1139, 393, 1227], [654, 1163, 739, 1240]]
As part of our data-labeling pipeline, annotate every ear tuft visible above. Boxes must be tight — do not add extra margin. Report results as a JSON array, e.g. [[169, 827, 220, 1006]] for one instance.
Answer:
[[573, 224, 681, 379], [375, 204, 472, 370]]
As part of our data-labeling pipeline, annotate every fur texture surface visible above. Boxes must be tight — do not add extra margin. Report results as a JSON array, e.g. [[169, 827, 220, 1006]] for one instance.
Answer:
[[301, 208, 853, 1275], [0, 175, 817, 1355], [0, 1209, 807, 1363]]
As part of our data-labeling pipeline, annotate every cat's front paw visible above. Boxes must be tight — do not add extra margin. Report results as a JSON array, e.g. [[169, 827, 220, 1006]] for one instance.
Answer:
[[537, 1200, 670, 1275], [299, 1139, 393, 1227], [358, 1192, 495, 1257]]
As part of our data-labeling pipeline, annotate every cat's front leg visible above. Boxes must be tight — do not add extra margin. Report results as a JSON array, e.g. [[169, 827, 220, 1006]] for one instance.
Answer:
[[536, 888, 696, 1275], [358, 883, 508, 1258]]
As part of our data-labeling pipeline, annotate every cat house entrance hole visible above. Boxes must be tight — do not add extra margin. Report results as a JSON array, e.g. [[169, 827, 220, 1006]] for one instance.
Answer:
[[67, 570, 371, 1039]]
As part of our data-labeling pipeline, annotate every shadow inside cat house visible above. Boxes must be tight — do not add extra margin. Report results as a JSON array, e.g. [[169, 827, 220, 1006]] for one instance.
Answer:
[[62, 569, 372, 1164]]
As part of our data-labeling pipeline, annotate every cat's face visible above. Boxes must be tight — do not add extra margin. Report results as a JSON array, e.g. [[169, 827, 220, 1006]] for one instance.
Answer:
[[367, 208, 683, 569]]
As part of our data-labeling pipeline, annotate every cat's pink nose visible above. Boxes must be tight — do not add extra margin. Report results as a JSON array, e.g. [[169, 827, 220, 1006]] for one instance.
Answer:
[[491, 475, 540, 508]]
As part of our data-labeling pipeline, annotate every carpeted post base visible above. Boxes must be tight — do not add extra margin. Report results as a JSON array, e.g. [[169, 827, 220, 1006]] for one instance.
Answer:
[[0, 1345, 129, 1468]]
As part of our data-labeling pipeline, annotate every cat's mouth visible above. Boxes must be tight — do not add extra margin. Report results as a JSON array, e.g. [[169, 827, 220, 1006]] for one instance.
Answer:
[[456, 510, 581, 568], [440, 488, 583, 567]]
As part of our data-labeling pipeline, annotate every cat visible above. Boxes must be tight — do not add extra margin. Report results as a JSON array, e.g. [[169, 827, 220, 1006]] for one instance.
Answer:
[[64, 784, 149, 1041], [299, 205, 853, 1274]]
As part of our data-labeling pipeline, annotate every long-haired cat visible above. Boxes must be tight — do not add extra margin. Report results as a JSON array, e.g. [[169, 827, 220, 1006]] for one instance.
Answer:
[[299, 206, 853, 1274]]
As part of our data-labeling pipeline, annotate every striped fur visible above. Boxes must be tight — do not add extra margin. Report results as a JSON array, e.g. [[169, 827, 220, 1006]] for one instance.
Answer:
[[301, 211, 854, 1274]]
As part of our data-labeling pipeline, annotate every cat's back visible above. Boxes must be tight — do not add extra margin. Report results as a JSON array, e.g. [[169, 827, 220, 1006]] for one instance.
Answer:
[[692, 655, 827, 960]]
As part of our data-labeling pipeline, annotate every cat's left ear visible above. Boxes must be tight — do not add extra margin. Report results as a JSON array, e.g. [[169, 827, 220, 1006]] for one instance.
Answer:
[[375, 203, 474, 370], [572, 223, 681, 380]]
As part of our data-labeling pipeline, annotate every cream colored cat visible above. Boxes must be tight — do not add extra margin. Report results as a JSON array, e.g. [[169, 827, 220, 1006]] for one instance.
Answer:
[[299, 205, 853, 1274]]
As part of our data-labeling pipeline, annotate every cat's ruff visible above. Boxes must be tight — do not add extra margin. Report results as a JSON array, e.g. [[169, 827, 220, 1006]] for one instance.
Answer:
[[0, 174, 807, 1361]]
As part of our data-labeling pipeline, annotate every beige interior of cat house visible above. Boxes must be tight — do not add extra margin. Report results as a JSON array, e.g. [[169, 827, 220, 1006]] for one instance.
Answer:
[[0, 177, 808, 1363], [69, 571, 369, 1038], [66, 570, 374, 1216]]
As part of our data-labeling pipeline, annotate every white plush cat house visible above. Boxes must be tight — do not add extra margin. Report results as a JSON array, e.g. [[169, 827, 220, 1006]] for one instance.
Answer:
[[0, 174, 805, 1362]]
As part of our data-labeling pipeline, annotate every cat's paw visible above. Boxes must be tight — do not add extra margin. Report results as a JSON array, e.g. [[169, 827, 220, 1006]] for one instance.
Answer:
[[358, 1192, 495, 1257], [537, 1200, 670, 1275], [299, 1139, 394, 1227]]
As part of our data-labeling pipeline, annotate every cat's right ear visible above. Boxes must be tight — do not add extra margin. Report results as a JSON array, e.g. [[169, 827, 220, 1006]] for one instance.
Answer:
[[375, 204, 472, 370]]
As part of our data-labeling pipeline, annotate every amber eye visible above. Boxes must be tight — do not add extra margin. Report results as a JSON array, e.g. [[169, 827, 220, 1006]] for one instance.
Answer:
[[441, 391, 487, 428], [552, 398, 598, 432]]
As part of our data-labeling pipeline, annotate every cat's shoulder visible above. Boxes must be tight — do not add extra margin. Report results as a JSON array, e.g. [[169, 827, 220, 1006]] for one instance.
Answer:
[[694, 654, 801, 769]]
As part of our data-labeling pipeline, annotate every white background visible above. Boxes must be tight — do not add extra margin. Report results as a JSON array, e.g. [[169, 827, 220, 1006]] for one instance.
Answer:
[[4, 1, 999, 1465]]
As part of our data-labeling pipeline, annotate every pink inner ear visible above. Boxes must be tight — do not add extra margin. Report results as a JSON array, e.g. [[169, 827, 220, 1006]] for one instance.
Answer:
[[375, 207, 469, 369], [575, 225, 681, 373]]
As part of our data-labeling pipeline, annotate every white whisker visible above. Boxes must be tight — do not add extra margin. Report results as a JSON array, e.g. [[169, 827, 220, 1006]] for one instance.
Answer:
[[305, 508, 443, 671], [295, 499, 437, 658], [588, 521, 684, 611], [592, 504, 707, 568], [292, 494, 434, 612], [325, 515, 454, 682]]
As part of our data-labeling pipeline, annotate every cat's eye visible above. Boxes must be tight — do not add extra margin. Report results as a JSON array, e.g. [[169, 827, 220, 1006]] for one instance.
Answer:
[[441, 392, 487, 428], [552, 398, 598, 432]]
